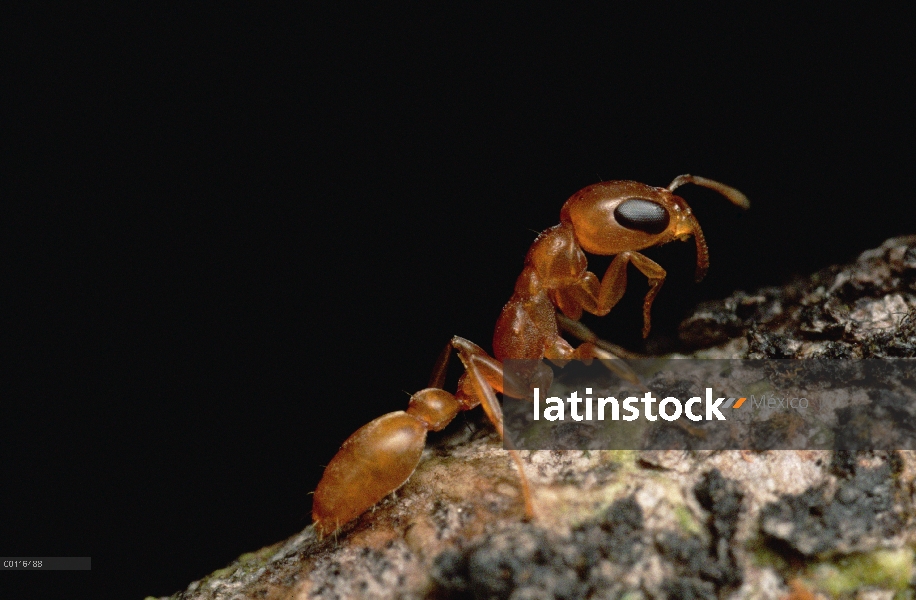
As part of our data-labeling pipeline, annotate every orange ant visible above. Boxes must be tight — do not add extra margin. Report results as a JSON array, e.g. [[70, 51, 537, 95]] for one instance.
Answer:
[[311, 174, 749, 536]]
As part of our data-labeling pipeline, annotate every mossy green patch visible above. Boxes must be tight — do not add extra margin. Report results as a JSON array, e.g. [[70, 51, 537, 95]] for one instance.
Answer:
[[805, 548, 914, 596], [236, 542, 282, 568], [601, 449, 637, 466], [747, 536, 791, 572], [750, 537, 914, 596], [674, 505, 701, 536]]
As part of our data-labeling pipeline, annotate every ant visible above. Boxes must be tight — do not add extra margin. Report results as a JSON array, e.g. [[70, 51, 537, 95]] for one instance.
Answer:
[[310, 174, 749, 536]]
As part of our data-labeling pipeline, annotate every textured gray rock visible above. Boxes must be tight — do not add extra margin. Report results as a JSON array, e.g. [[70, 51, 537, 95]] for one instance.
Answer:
[[154, 236, 916, 600], [679, 235, 916, 360]]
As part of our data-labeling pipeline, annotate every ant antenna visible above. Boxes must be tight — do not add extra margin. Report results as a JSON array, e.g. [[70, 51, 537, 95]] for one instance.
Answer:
[[667, 174, 750, 210]]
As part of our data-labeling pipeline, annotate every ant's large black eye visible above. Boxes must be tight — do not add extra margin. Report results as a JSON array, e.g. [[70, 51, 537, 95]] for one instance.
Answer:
[[614, 199, 670, 234]]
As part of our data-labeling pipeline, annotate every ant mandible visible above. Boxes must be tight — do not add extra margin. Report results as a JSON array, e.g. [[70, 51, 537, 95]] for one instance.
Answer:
[[311, 174, 749, 536]]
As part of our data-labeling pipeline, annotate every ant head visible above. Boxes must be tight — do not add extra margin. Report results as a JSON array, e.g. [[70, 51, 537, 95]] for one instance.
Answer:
[[560, 175, 748, 281]]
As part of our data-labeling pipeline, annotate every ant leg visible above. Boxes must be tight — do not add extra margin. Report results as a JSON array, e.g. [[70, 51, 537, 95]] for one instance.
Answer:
[[461, 352, 535, 520], [554, 312, 645, 387], [548, 337, 707, 437], [429, 336, 502, 395], [428, 341, 452, 389], [425, 336, 535, 518], [434, 335, 544, 401], [555, 312, 645, 359], [544, 334, 645, 390], [574, 251, 666, 338]]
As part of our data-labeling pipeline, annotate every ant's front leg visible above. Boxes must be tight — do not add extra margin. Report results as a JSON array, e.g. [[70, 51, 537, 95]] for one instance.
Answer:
[[572, 251, 666, 338]]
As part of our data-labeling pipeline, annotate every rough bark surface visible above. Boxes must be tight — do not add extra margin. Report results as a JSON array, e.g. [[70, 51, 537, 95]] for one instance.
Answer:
[[152, 236, 916, 600]]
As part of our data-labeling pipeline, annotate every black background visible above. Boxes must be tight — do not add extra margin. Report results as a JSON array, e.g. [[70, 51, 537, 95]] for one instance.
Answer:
[[4, 5, 915, 598]]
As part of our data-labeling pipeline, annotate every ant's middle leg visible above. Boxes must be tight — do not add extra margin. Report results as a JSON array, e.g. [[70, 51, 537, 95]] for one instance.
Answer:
[[554, 312, 645, 360], [544, 326, 649, 391]]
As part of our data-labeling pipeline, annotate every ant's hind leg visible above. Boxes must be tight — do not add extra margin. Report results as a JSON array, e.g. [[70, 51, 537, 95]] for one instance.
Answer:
[[428, 342, 452, 389], [430, 335, 541, 401], [461, 353, 535, 520], [428, 336, 501, 392], [428, 335, 536, 518]]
